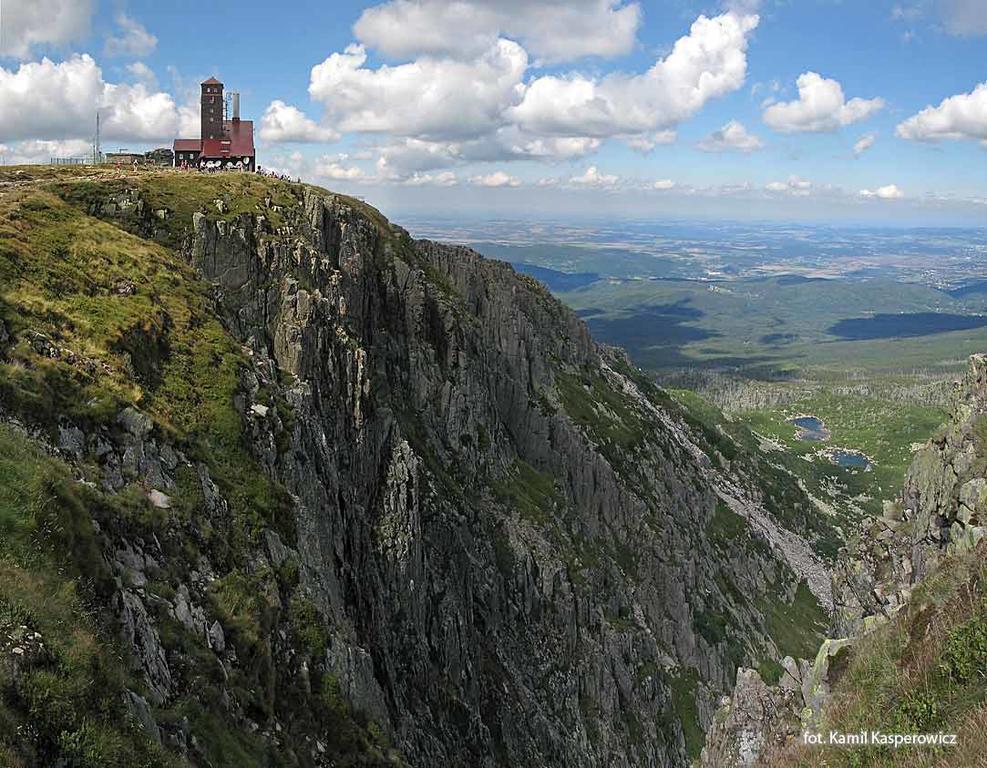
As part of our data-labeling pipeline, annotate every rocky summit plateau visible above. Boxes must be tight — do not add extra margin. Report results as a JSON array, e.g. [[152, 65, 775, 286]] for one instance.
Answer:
[[0, 167, 984, 768]]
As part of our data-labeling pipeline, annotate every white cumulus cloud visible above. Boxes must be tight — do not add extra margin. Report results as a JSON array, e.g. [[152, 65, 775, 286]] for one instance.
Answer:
[[309, 41, 528, 141], [570, 166, 619, 187], [853, 132, 877, 156], [652, 179, 676, 190], [859, 184, 904, 199], [104, 14, 158, 58], [353, 0, 642, 64], [259, 101, 340, 143], [0, 55, 181, 142], [763, 72, 884, 133], [895, 82, 987, 143], [0, 0, 94, 59], [510, 12, 759, 139], [697, 120, 764, 152], [291, 9, 759, 175], [470, 171, 521, 187]]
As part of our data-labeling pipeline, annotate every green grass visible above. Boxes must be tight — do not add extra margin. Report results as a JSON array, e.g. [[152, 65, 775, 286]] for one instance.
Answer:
[[56, 170, 299, 247], [0, 406, 378, 768], [703, 498, 828, 671], [492, 459, 563, 525], [769, 544, 987, 767], [694, 608, 731, 646], [741, 387, 947, 519], [0, 427, 47, 542], [0, 185, 295, 550], [706, 501, 749, 544], [555, 369, 648, 452], [761, 581, 830, 660], [666, 387, 843, 558], [666, 667, 704, 761], [758, 657, 786, 685]]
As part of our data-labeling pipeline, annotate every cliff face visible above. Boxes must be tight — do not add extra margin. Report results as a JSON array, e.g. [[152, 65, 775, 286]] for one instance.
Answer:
[[0, 168, 832, 767]]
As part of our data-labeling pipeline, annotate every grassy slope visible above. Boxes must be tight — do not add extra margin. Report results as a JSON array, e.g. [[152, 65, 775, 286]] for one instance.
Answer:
[[742, 391, 947, 519], [0, 167, 398, 766], [0, 423, 174, 768], [666, 387, 843, 559], [765, 542, 987, 768]]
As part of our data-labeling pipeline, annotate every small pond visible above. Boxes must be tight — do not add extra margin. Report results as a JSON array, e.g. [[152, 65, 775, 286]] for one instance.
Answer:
[[831, 450, 871, 470], [789, 415, 830, 441]]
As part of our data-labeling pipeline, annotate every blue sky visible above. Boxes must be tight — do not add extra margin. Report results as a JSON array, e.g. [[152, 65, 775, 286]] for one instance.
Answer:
[[1, 0, 986, 224]]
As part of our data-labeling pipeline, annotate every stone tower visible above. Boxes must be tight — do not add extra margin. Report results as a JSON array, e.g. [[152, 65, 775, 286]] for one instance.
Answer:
[[200, 77, 224, 141]]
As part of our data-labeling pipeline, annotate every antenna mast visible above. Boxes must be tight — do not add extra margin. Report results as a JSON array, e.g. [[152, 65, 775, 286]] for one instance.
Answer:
[[94, 111, 101, 164]]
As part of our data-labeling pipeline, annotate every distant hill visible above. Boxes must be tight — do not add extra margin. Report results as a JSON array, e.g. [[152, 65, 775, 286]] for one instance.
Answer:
[[511, 262, 600, 291], [948, 279, 987, 298]]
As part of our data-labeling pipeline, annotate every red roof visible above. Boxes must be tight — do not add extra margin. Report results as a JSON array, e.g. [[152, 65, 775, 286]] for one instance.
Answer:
[[201, 77, 222, 86], [173, 120, 253, 160], [173, 121, 253, 158], [199, 138, 229, 157], [225, 120, 254, 156]]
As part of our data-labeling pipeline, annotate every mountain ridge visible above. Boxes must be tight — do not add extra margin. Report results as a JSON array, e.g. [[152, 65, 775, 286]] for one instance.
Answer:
[[0, 167, 834, 767]]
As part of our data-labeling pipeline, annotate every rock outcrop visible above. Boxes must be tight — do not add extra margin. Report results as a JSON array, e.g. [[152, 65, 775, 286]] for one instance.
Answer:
[[700, 666, 801, 768]]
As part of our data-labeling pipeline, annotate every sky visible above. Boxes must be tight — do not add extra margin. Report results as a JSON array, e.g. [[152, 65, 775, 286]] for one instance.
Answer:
[[1, 0, 986, 224]]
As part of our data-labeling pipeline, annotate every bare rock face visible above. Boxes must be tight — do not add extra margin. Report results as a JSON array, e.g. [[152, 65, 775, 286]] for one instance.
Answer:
[[700, 668, 801, 768], [18, 175, 835, 767], [176, 185, 835, 766]]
